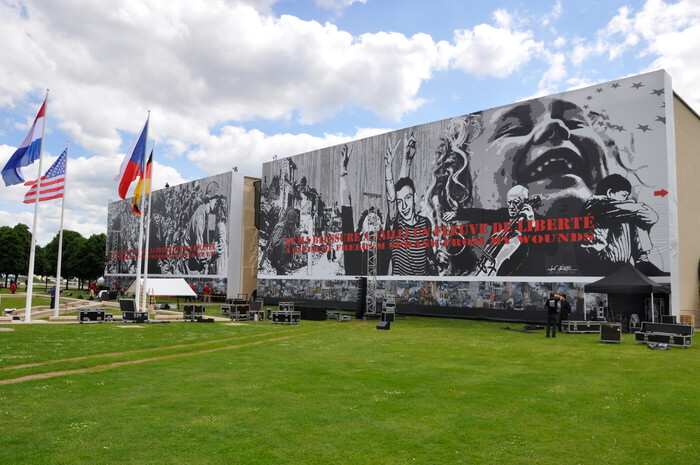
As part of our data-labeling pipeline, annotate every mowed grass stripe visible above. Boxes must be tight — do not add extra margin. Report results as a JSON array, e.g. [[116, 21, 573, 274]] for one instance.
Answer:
[[0, 328, 325, 385], [1, 326, 301, 371]]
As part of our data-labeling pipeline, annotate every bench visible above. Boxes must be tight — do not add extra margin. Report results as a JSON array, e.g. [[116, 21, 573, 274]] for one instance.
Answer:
[[634, 322, 694, 347]]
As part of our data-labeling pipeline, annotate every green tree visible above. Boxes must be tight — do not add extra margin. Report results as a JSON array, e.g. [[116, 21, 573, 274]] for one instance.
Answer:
[[44, 230, 85, 289], [0, 224, 31, 287], [73, 233, 106, 284], [34, 245, 51, 291]]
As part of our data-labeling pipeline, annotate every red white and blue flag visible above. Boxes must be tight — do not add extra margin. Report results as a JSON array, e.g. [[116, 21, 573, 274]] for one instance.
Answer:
[[2, 99, 47, 186], [23, 148, 67, 204], [115, 119, 148, 199]]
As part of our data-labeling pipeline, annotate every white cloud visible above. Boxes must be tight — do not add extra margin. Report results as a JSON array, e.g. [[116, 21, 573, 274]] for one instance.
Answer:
[[537, 51, 567, 94], [570, 40, 593, 67], [4, 0, 643, 243], [541, 0, 563, 26], [186, 125, 391, 178], [449, 16, 541, 78], [0, 0, 448, 153], [315, 0, 367, 10], [565, 0, 700, 112]]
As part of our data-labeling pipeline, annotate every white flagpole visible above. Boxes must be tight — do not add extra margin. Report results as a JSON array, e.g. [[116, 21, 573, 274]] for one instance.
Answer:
[[24, 90, 49, 322], [53, 141, 69, 317], [141, 143, 154, 313], [133, 112, 150, 311]]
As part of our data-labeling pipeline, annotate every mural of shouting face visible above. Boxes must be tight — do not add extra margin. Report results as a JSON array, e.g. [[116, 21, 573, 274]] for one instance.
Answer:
[[469, 97, 609, 216]]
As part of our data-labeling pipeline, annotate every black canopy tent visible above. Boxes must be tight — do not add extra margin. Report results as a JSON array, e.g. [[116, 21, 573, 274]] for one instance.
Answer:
[[584, 263, 669, 322]]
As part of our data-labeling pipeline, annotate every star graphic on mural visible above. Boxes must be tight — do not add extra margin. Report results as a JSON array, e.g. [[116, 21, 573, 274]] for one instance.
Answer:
[[655, 115, 666, 124], [596, 88, 603, 93], [631, 82, 644, 89], [660, 102, 666, 107], [586, 95, 592, 100], [637, 124, 651, 132], [615, 125, 625, 132], [611, 83, 621, 89], [583, 105, 589, 110], [651, 88, 664, 96]]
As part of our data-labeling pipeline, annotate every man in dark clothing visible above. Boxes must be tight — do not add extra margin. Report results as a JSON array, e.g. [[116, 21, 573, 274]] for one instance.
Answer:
[[545, 293, 560, 338]]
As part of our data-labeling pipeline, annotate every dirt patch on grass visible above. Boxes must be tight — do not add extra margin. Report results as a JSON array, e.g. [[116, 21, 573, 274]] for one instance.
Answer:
[[0, 329, 324, 386], [0, 327, 15, 331]]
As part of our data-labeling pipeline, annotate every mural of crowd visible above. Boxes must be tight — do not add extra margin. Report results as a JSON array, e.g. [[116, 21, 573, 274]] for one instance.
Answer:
[[106, 172, 232, 292]]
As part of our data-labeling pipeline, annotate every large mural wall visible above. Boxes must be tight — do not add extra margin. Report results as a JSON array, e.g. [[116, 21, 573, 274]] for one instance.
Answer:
[[257, 71, 673, 319], [105, 172, 233, 296]]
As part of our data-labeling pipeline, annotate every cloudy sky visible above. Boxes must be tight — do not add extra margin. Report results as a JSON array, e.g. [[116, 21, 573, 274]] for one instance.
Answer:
[[1, 0, 698, 245]]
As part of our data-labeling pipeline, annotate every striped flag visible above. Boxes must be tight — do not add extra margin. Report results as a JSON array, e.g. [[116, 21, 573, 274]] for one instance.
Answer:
[[132, 149, 153, 215], [23, 149, 67, 203], [115, 119, 148, 199], [2, 99, 47, 186]]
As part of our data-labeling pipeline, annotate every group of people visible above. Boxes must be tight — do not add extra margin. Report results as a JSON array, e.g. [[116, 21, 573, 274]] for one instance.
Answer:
[[544, 292, 572, 338], [186, 282, 213, 302], [107, 177, 229, 278]]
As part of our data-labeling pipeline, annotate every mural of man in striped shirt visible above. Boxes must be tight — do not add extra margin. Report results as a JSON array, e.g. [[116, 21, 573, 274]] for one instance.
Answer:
[[384, 133, 436, 276]]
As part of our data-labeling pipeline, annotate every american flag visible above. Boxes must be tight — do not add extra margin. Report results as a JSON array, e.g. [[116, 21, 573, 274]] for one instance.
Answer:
[[23, 149, 67, 204]]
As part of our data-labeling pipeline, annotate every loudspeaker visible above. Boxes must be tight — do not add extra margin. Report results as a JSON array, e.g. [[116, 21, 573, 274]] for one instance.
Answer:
[[119, 299, 137, 313], [356, 277, 367, 319], [376, 321, 390, 330], [600, 322, 621, 343]]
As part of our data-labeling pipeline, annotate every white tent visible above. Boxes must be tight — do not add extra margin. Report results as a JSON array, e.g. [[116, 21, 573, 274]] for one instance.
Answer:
[[125, 278, 197, 297]]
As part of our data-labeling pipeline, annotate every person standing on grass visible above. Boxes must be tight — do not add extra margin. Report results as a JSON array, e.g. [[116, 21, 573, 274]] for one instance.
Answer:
[[10, 280, 17, 294], [204, 283, 211, 302], [545, 293, 560, 338], [188, 282, 196, 302], [89, 281, 98, 299]]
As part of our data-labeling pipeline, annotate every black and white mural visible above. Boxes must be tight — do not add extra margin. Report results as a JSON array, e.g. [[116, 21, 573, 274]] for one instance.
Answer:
[[259, 71, 672, 280], [106, 172, 233, 296], [258, 71, 675, 317]]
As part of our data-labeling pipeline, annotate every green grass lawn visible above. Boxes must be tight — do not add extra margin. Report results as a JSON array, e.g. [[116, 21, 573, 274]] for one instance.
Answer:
[[0, 295, 51, 311], [0, 317, 698, 465]]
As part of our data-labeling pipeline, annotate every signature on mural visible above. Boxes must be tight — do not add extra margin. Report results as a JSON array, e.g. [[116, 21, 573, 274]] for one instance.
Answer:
[[547, 264, 577, 273]]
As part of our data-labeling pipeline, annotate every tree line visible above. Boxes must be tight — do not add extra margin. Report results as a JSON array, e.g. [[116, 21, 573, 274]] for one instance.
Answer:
[[0, 223, 105, 290]]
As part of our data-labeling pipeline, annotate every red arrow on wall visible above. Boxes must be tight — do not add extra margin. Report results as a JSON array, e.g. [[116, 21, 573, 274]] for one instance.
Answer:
[[654, 189, 668, 197]]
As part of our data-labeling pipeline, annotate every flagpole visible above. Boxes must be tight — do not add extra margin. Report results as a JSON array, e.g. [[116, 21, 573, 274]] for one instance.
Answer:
[[141, 142, 154, 313], [53, 141, 69, 317], [24, 90, 49, 322], [134, 111, 150, 311]]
